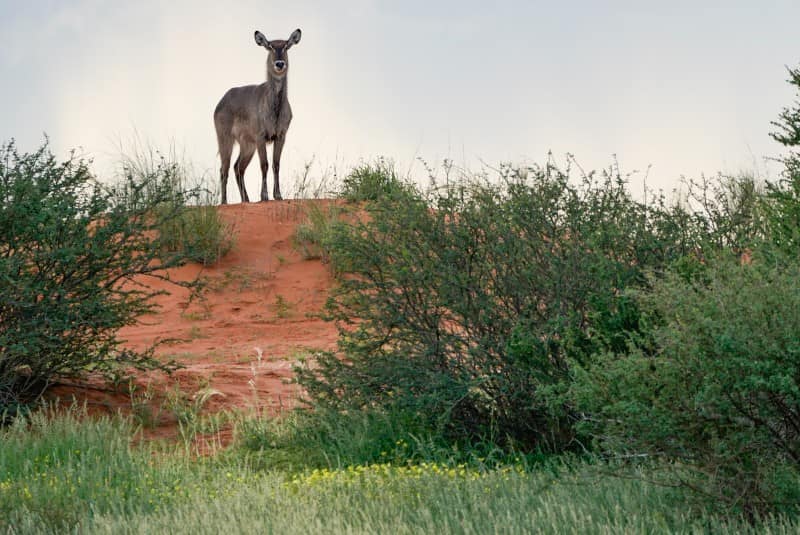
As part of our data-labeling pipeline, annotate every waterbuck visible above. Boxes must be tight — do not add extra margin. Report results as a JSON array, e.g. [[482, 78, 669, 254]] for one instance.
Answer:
[[214, 28, 302, 204]]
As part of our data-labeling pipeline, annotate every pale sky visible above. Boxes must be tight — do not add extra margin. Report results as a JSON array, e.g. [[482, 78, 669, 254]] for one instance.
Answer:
[[1, 1, 799, 200]]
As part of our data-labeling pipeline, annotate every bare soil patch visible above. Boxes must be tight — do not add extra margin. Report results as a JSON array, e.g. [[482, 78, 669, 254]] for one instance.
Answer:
[[48, 201, 338, 447]]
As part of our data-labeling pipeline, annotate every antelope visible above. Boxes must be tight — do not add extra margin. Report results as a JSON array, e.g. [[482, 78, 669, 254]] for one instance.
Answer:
[[214, 29, 302, 204]]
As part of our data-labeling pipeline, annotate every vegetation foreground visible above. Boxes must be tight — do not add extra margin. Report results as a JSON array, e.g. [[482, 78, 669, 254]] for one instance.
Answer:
[[0, 407, 796, 534]]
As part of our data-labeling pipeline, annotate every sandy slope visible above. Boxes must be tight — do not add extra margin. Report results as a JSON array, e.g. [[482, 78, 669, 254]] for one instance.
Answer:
[[49, 201, 339, 446]]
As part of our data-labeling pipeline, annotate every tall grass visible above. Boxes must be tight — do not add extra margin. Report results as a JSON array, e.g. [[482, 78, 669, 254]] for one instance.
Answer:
[[291, 201, 343, 263], [290, 155, 341, 200], [0, 404, 195, 531], [237, 406, 463, 471], [158, 196, 235, 266], [2, 406, 798, 533], [115, 141, 233, 265]]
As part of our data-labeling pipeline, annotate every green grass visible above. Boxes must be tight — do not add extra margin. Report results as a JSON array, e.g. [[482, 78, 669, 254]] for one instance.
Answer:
[[116, 141, 234, 266], [2, 406, 798, 534], [292, 201, 344, 263], [158, 202, 234, 266], [0, 405, 195, 531]]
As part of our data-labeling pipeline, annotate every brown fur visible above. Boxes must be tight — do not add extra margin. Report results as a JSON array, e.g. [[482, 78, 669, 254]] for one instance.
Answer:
[[214, 29, 301, 203]]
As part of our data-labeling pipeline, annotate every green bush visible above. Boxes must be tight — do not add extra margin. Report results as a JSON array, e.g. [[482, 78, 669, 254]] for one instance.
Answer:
[[762, 172, 800, 255], [572, 253, 800, 514], [0, 141, 197, 411], [681, 172, 764, 252], [568, 69, 800, 515], [296, 162, 706, 452], [761, 63, 800, 254], [770, 64, 800, 170]]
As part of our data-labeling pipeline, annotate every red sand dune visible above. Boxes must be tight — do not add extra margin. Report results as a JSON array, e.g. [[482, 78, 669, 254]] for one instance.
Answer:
[[48, 201, 339, 446]]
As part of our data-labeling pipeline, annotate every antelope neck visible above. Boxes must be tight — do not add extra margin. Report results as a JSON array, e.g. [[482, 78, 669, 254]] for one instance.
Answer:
[[259, 77, 286, 125]]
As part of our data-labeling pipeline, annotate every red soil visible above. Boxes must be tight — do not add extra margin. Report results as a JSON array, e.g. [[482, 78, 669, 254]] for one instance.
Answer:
[[47, 201, 339, 448]]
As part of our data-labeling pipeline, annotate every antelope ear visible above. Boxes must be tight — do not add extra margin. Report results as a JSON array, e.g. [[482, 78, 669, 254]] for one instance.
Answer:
[[254, 31, 270, 49], [287, 28, 302, 48]]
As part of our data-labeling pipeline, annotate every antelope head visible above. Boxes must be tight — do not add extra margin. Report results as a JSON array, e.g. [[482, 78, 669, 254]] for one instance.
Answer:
[[254, 29, 302, 79]]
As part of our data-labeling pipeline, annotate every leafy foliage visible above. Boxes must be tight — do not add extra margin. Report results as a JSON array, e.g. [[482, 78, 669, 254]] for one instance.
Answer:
[[296, 161, 707, 451], [762, 173, 800, 254], [566, 67, 800, 515], [0, 141, 197, 410], [572, 253, 800, 514], [680, 173, 764, 252], [761, 64, 800, 255], [770, 64, 800, 160]]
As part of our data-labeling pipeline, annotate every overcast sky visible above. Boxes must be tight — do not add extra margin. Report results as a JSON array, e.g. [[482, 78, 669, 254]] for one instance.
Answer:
[[1, 1, 799, 200]]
